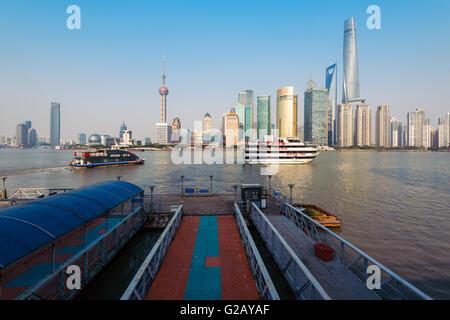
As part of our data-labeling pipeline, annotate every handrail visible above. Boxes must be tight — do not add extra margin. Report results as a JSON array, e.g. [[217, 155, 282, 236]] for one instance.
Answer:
[[121, 205, 184, 300], [250, 203, 331, 300], [233, 202, 280, 300], [281, 202, 432, 300], [16, 206, 145, 300]]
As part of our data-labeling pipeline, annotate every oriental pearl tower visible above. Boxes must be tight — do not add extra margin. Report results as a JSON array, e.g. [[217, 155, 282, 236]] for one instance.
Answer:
[[159, 55, 169, 123]]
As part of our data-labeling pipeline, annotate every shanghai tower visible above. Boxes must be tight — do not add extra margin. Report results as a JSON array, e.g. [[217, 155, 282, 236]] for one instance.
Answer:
[[342, 17, 361, 103]]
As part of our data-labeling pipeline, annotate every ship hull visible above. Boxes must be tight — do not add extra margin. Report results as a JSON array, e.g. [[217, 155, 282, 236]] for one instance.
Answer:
[[69, 160, 144, 169]]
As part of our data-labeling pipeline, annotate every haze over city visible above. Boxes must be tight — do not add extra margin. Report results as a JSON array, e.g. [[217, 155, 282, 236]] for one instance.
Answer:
[[1, 0, 449, 140]]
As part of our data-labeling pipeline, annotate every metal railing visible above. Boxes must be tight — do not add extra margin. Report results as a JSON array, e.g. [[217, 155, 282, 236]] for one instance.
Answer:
[[280, 203, 433, 300], [121, 205, 184, 300], [233, 202, 280, 300], [6, 188, 74, 200], [250, 203, 331, 300], [17, 206, 145, 300], [143, 195, 182, 214]]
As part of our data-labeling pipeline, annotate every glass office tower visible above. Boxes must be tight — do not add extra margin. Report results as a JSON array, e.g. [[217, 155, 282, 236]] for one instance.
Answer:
[[257, 96, 271, 139], [304, 80, 329, 146], [342, 18, 361, 104], [326, 64, 337, 145], [50, 102, 60, 146]]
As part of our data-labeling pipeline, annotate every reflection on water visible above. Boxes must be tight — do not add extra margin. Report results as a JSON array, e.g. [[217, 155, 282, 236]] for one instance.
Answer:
[[0, 148, 449, 299]]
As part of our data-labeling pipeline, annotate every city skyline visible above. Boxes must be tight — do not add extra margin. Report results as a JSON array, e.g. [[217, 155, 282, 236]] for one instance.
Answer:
[[1, 1, 450, 139]]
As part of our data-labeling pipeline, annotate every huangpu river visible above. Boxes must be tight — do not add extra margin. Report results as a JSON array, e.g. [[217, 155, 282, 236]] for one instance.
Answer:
[[0, 148, 449, 299]]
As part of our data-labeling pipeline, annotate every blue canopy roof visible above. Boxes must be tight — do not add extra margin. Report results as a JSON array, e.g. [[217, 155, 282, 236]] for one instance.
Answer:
[[0, 181, 143, 268]]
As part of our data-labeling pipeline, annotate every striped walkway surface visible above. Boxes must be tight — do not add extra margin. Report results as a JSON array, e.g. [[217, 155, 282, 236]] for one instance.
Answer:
[[146, 215, 259, 300]]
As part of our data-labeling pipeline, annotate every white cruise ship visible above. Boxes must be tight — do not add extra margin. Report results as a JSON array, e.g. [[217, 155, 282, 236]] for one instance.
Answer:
[[245, 138, 319, 164]]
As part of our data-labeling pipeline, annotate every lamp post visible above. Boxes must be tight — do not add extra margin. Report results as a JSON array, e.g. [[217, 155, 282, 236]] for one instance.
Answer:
[[149, 185, 156, 209], [288, 184, 295, 204], [267, 175, 272, 197], [1, 176, 7, 199], [180, 176, 184, 197], [209, 176, 214, 195]]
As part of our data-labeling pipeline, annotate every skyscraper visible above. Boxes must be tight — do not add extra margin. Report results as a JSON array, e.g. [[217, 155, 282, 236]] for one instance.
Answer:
[[438, 116, 449, 147], [27, 128, 37, 147], [304, 79, 329, 145], [119, 122, 127, 139], [326, 64, 338, 145], [342, 18, 361, 104], [238, 90, 254, 139], [171, 117, 181, 143], [407, 108, 430, 148], [390, 118, 402, 148], [234, 103, 245, 142], [257, 96, 271, 139], [277, 87, 298, 138], [78, 133, 87, 145], [376, 105, 390, 147], [50, 102, 61, 146], [337, 104, 353, 147], [15, 123, 28, 147], [222, 110, 239, 147], [355, 104, 371, 146], [203, 113, 212, 132]]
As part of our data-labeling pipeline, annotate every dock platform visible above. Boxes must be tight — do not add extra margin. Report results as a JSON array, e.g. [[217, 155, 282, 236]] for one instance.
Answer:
[[268, 215, 379, 300], [146, 215, 259, 300]]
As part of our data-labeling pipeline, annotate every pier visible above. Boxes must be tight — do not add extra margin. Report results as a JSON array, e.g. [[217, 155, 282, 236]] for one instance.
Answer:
[[0, 179, 432, 300]]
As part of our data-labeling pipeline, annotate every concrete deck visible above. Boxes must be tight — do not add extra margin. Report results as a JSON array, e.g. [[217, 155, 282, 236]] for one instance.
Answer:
[[267, 215, 380, 300]]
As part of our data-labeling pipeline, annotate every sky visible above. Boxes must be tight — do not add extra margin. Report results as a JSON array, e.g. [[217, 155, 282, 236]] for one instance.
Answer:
[[0, 0, 449, 140]]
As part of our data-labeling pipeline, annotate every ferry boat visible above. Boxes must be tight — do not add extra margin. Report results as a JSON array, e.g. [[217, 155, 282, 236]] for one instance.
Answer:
[[245, 138, 319, 164], [69, 149, 145, 169]]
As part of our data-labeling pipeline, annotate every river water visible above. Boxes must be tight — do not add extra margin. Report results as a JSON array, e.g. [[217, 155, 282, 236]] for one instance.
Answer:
[[0, 148, 449, 299]]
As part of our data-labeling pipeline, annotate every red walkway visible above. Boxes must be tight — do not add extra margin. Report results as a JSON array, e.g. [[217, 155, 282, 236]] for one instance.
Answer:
[[146, 215, 259, 300]]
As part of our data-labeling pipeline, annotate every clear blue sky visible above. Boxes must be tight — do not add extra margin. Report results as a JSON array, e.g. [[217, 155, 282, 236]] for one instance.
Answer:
[[0, 0, 449, 140]]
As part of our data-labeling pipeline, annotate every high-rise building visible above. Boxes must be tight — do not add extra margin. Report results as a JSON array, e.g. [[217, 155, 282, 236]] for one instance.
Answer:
[[376, 105, 390, 147], [277, 87, 298, 138], [27, 128, 37, 147], [438, 115, 449, 147], [222, 110, 239, 147], [355, 104, 371, 146], [155, 123, 172, 145], [238, 90, 254, 123], [304, 79, 329, 145], [326, 64, 338, 145], [342, 18, 361, 104], [203, 113, 212, 132], [24, 121, 32, 130], [337, 104, 353, 147], [120, 130, 134, 147], [15, 123, 28, 147], [78, 133, 87, 145], [431, 129, 439, 148], [257, 96, 271, 139], [390, 118, 402, 148], [407, 108, 430, 148], [171, 117, 181, 143], [234, 104, 245, 142], [297, 125, 304, 142], [119, 122, 127, 139], [50, 102, 61, 146]]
